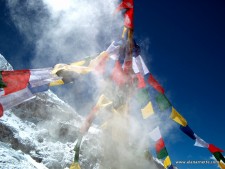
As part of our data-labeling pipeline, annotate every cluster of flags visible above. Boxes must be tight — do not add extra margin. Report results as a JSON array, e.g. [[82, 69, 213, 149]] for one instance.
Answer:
[[149, 127, 174, 169], [1, 1, 223, 169], [116, 0, 134, 29], [68, 39, 225, 169], [0, 52, 109, 117], [0, 39, 224, 169], [131, 51, 225, 168], [0, 68, 60, 116]]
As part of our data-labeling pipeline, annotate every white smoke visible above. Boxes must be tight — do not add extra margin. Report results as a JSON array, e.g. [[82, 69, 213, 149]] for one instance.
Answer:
[[5, 0, 176, 168], [6, 0, 122, 67]]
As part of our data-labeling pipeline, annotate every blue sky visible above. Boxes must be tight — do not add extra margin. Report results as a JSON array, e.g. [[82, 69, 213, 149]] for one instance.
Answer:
[[0, 0, 225, 169], [135, 1, 225, 169]]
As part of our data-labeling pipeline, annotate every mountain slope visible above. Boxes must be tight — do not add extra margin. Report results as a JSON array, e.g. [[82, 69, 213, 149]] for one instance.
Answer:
[[0, 54, 101, 169], [0, 54, 165, 169]]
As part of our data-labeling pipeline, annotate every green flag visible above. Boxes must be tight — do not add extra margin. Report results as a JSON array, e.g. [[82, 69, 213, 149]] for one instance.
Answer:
[[155, 93, 171, 111], [0, 72, 7, 88], [213, 152, 225, 163], [74, 136, 83, 163], [136, 88, 150, 106], [157, 147, 168, 159]]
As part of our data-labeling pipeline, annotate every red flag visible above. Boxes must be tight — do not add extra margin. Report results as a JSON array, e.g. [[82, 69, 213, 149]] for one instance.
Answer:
[[156, 138, 165, 153], [0, 104, 3, 117], [208, 144, 224, 153], [116, 0, 134, 29], [136, 73, 146, 88], [111, 61, 126, 86], [2, 70, 30, 95], [148, 74, 165, 94]]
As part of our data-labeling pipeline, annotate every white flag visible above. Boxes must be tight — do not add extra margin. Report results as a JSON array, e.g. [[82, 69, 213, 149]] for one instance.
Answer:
[[132, 55, 149, 75], [149, 126, 162, 142], [194, 134, 209, 148], [0, 87, 35, 111]]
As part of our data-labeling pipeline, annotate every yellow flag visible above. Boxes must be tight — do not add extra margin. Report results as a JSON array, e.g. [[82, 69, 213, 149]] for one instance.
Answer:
[[163, 156, 171, 168], [70, 162, 81, 169], [141, 102, 154, 119], [52, 63, 92, 75], [170, 107, 187, 126], [70, 60, 86, 66], [219, 161, 225, 169], [49, 79, 64, 86], [66, 65, 92, 74], [53, 60, 86, 74], [51, 64, 67, 74], [96, 94, 112, 109], [122, 27, 128, 38]]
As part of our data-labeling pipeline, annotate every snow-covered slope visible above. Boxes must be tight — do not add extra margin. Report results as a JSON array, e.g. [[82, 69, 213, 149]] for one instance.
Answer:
[[0, 142, 47, 169], [0, 54, 101, 169], [0, 54, 13, 70], [0, 54, 165, 169]]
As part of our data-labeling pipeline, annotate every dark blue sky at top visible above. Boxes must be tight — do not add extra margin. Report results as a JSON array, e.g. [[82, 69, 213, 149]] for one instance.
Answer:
[[0, 1, 34, 69], [0, 0, 225, 169]]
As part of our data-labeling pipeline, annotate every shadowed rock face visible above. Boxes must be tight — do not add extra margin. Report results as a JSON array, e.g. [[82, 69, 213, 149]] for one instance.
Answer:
[[0, 55, 165, 169]]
